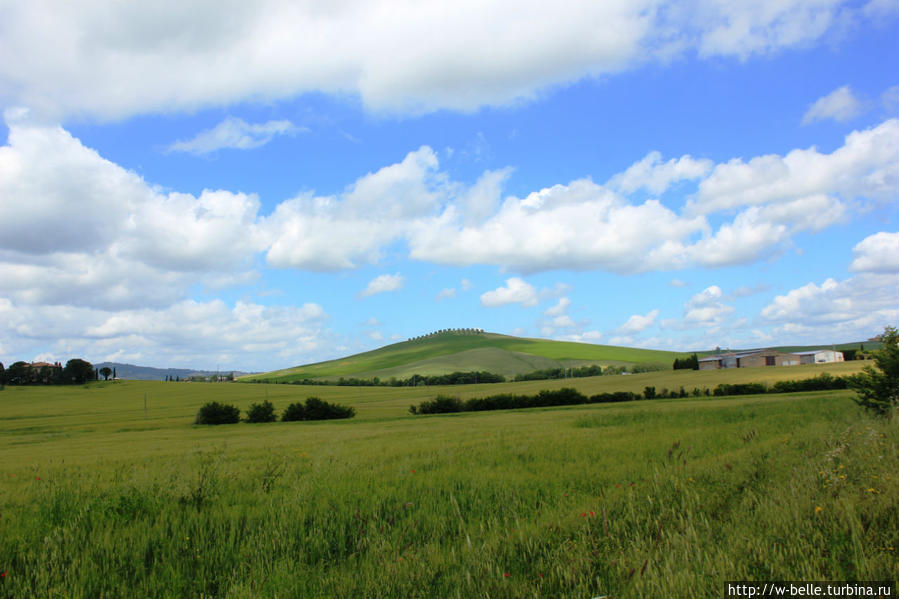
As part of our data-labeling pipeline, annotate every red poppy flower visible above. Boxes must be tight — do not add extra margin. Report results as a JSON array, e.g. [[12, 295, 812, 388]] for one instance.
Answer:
[[504, 573, 511, 578]]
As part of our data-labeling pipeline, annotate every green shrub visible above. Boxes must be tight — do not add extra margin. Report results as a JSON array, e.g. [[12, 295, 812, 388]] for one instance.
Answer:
[[414, 395, 464, 414], [282, 397, 355, 421], [281, 402, 306, 422], [245, 400, 277, 423], [848, 325, 899, 416], [303, 397, 355, 420], [194, 401, 240, 425]]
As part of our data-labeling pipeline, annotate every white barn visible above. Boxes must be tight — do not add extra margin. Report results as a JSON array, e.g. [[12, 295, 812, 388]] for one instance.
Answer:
[[794, 349, 844, 364]]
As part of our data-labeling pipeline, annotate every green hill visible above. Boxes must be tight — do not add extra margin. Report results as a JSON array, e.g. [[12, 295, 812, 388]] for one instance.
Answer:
[[242, 330, 683, 382]]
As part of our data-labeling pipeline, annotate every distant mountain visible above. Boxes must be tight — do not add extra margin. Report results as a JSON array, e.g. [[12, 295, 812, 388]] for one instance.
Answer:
[[242, 329, 683, 383], [94, 362, 252, 381]]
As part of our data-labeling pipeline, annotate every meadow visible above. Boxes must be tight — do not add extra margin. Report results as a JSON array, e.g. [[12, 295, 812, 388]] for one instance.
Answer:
[[1, 362, 896, 598]]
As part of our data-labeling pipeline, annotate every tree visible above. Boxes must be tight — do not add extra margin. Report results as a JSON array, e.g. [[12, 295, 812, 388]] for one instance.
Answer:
[[99, 367, 112, 381], [848, 326, 899, 417], [246, 400, 277, 423], [5, 361, 30, 385], [195, 401, 240, 425], [63, 359, 95, 385]]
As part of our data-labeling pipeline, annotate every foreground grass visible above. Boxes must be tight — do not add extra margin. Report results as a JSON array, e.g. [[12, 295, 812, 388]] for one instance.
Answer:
[[0, 373, 896, 597]]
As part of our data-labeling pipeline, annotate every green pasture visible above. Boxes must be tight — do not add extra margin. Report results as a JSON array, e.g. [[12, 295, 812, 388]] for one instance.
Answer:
[[0, 362, 896, 598], [246, 332, 683, 382]]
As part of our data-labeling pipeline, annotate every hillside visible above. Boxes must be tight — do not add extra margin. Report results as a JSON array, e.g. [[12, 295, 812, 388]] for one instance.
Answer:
[[241, 330, 682, 382]]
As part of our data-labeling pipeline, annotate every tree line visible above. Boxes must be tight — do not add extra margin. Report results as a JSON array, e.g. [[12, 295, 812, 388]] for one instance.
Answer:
[[249, 363, 670, 387], [0, 359, 108, 386], [408, 372, 863, 415]]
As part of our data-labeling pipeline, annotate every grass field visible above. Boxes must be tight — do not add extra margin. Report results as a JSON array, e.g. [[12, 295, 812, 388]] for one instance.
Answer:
[[246, 331, 684, 382], [1, 362, 896, 598]]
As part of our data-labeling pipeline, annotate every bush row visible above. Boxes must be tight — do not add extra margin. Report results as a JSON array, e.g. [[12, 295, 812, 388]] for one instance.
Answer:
[[409, 388, 640, 414], [409, 373, 855, 415], [247, 370, 507, 387], [194, 397, 355, 425]]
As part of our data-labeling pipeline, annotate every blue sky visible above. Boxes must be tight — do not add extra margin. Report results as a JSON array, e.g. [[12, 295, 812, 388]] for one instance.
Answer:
[[1, 0, 897, 371]]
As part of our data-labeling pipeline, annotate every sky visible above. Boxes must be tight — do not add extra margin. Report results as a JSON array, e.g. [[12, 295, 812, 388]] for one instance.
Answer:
[[1, 0, 898, 372]]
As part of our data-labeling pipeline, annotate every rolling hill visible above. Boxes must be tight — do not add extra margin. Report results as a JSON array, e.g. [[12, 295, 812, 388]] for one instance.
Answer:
[[241, 330, 684, 382]]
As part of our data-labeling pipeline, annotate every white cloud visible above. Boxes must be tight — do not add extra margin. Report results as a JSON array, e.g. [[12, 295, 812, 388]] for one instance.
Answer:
[[617, 309, 659, 334], [849, 232, 899, 273], [550, 315, 577, 328], [167, 117, 301, 154], [0, 112, 264, 310], [562, 330, 603, 343], [670, 279, 687, 287], [0, 0, 867, 120], [264, 146, 445, 270], [0, 298, 329, 371], [607, 151, 712, 195], [687, 194, 848, 267], [436, 288, 456, 301], [678, 285, 735, 328], [410, 178, 707, 273], [460, 279, 473, 291], [360, 273, 404, 297], [690, 119, 899, 215], [544, 297, 572, 317], [759, 274, 899, 339], [802, 85, 865, 124], [480, 277, 538, 308]]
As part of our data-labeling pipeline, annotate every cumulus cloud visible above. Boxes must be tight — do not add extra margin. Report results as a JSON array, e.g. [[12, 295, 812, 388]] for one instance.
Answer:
[[167, 117, 302, 154], [802, 85, 865, 124], [0, 0, 868, 120], [0, 298, 329, 371], [616, 309, 659, 334], [0, 112, 265, 310], [7, 108, 899, 297], [410, 178, 707, 273], [544, 297, 572, 317], [607, 151, 712, 195], [849, 232, 899, 273], [264, 146, 445, 270], [480, 278, 538, 307], [681, 285, 735, 328], [360, 273, 404, 297], [689, 119, 899, 215], [759, 274, 899, 339]]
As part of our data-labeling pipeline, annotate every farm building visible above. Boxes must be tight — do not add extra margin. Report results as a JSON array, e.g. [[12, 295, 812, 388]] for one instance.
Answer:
[[699, 348, 844, 369], [794, 349, 844, 364]]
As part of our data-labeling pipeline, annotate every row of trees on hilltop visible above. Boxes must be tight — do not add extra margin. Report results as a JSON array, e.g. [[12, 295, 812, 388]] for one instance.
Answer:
[[408, 328, 484, 341], [0, 359, 107, 386]]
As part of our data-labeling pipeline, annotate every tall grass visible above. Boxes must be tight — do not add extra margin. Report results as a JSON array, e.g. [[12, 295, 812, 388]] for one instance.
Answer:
[[1, 383, 896, 597]]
